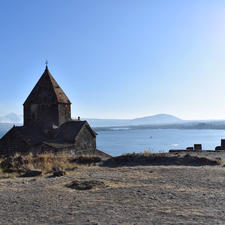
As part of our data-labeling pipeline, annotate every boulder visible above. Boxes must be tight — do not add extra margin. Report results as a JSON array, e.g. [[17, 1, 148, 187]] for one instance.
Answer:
[[53, 170, 66, 177], [52, 166, 66, 177], [23, 168, 42, 177]]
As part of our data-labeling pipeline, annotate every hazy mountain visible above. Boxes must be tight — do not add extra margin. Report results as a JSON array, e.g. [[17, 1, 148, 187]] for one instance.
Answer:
[[82, 114, 184, 127], [0, 113, 23, 123], [83, 118, 130, 127], [0, 113, 23, 138], [130, 114, 183, 125], [0, 113, 182, 127], [1, 113, 225, 138], [1, 112, 225, 131]]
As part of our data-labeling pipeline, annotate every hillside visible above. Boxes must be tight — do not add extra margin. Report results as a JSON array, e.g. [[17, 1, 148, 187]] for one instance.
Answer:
[[84, 114, 184, 127], [0, 113, 22, 123], [131, 114, 183, 125]]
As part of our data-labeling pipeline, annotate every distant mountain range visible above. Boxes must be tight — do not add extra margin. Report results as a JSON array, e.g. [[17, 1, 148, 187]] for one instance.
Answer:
[[131, 114, 183, 125], [1, 113, 225, 135], [0, 113, 23, 123], [83, 114, 225, 131], [84, 114, 183, 127], [0, 113, 183, 126]]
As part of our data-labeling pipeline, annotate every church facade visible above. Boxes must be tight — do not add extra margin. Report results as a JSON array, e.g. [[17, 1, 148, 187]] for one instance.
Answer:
[[0, 66, 97, 156]]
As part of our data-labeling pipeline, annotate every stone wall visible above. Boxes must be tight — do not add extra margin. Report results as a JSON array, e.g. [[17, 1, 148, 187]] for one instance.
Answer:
[[0, 122, 96, 156], [74, 126, 96, 154], [24, 103, 71, 131], [0, 128, 29, 156], [58, 103, 71, 125]]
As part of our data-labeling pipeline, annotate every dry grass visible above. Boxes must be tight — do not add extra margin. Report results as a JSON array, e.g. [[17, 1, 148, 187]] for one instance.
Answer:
[[71, 155, 101, 165], [0, 151, 223, 178], [102, 152, 223, 167], [0, 153, 102, 176]]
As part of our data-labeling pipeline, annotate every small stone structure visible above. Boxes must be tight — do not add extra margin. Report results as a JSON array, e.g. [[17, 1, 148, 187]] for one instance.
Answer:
[[215, 139, 225, 151], [170, 140, 225, 153], [194, 144, 202, 151], [221, 139, 225, 149], [0, 66, 97, 156], [185, 144, 202, 151], [170, 144, 206, 153]]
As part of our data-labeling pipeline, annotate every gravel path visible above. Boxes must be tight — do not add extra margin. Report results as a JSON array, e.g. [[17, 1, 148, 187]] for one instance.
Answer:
[[0, 155, 225, 225]]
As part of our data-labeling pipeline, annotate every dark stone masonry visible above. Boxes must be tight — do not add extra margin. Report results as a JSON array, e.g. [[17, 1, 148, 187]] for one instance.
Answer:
[[0, 66, 97, 156], [215, 139, 225, 151]]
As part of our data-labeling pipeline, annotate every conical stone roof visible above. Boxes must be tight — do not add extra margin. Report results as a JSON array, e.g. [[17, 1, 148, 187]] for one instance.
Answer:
[[24, 66, 71, 105]]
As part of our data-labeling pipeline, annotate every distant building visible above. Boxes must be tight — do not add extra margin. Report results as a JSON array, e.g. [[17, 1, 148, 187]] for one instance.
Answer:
[[0, 65, 97, 155]]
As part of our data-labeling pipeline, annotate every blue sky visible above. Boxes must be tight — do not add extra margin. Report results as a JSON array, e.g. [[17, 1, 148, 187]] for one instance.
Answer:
[[0, 0, 224, 119]]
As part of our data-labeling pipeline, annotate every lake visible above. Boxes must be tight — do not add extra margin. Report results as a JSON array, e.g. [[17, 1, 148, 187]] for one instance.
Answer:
[[96, 129, 225, 156], [1, 128, 225, 156]]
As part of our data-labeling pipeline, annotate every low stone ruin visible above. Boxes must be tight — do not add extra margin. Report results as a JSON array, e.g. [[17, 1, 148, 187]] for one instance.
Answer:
[[170, 139, 225, 153], [215, 139, 225, 151], [185, 144, 202, 151]]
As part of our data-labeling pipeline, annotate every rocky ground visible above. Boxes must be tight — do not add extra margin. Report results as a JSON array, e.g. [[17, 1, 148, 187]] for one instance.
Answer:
[[0, 152, 224, 225]]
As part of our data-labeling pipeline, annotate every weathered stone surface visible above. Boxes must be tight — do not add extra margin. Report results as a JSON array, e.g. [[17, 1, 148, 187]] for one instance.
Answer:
[[194, 144, 202, 150], [221, 139, 225, 149]]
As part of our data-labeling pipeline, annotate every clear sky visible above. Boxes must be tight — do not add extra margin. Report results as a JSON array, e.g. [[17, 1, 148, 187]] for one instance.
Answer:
[[0, 0, 224, 120]]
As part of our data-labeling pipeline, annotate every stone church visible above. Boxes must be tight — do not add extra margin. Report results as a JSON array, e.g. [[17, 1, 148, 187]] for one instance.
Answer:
[[0, 65, 97, 156]]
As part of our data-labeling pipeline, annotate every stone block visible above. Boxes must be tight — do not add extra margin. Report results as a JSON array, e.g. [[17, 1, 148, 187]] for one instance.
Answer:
[[194, 144, 202, 150]]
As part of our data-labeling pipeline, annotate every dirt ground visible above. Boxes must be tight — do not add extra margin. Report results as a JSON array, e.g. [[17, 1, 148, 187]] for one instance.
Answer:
[[0, 152, 224, 225]]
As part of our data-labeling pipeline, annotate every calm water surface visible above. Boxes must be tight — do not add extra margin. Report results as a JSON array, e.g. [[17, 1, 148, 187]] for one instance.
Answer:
[[1, 128, 225, 156], [96, 129, 225, 156]]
